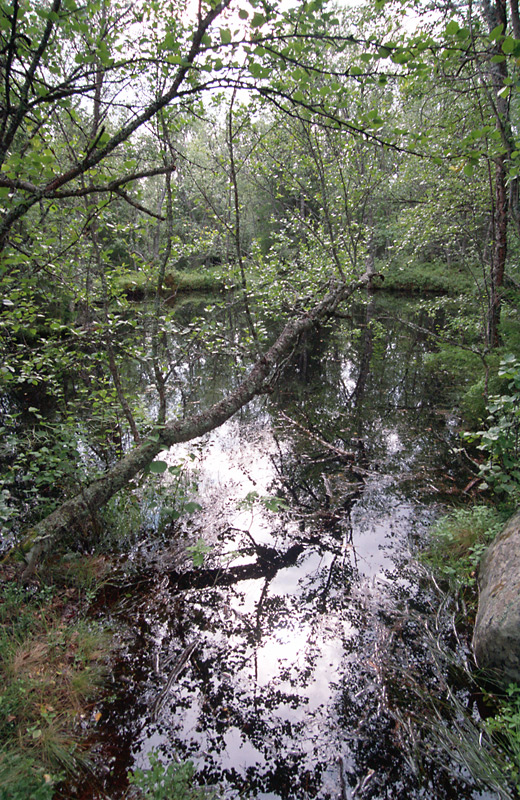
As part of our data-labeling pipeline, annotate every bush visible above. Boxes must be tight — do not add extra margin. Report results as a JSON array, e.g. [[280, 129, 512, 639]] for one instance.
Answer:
[[486, 683, 520, 794], [467, 354, 520, 501]]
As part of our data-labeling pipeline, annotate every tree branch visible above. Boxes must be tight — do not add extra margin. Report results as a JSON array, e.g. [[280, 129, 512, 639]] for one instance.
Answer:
[[0, 0, 230, 248]]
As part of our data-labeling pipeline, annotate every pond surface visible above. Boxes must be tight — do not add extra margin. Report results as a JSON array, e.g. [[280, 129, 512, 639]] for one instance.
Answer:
[[89, 293, 497, 799]]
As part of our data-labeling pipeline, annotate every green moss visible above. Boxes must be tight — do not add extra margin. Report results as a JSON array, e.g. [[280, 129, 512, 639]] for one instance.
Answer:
[[163, 269, 226, 293], [115, 268, 225, 297], [382, 260, 475, 295]]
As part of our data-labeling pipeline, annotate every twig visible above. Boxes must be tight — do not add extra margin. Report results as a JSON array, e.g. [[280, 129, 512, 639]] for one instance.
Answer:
[[279, 411, 356, 461], [151, 639, 199, 721]]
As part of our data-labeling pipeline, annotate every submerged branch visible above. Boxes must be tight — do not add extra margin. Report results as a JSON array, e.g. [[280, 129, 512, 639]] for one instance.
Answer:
[[165, 543, 305, 592], [279, 411, 357, 461]]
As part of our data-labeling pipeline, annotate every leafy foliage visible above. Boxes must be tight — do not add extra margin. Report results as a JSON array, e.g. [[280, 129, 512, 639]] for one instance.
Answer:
[[186, 538, 213, 567], [128, 751, 212, 800], [486, 684, 520, 792], [467, 355, 520, 500]]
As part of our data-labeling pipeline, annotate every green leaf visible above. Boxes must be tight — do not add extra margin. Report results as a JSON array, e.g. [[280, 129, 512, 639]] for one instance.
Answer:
[[149, 461, 168, 473], [445, 20, 459, 35], [220, 28, 231, 44], [97, 40, 113, 66], [489, 23, 504, 41], [391, 51, 409, 64], [502, 36, 515, 54], [251, 12, 265, 27], [463, 162, 475, 177], [238, 8, 248, 18], [163, 32, 178, 50], [248, 61, 264, 78], [184, 501, 202, 513]]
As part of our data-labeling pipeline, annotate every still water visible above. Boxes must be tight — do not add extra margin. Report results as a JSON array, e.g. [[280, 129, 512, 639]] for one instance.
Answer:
[[92, 293, 498, 799]]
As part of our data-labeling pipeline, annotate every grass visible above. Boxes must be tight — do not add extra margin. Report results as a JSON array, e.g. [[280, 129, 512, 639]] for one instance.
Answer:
[[0, 566, 113, 798], [414, 504, 520, 797], [382, 260, 475, 295], [420, 504, 506, 598], [116, 268, 225, 298]]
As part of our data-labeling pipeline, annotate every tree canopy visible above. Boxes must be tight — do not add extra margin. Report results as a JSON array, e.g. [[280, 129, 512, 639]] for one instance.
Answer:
[[1, 0, 520, 563]]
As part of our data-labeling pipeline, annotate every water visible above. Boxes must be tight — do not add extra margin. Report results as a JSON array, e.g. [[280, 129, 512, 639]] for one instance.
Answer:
[[87, 293, 499, 799]]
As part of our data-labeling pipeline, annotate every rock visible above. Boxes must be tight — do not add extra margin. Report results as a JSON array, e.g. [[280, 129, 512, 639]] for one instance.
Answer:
[[473, 509, 520, 684]]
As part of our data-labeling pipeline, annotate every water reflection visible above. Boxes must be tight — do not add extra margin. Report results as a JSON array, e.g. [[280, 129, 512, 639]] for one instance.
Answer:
[[97, 293, 489, 800]]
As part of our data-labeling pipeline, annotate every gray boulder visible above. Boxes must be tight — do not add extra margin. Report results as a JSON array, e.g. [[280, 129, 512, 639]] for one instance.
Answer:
[[473, 509, 520, 684]]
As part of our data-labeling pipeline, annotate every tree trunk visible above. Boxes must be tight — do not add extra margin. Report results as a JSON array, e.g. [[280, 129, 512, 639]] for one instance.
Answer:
[[482, 0, 510, 347], [488, 156, 508, 347], [21, 277, 369, 578]]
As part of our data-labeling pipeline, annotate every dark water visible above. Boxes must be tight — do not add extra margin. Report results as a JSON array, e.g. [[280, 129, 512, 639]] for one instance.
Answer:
[[87, 293, 500, 799]]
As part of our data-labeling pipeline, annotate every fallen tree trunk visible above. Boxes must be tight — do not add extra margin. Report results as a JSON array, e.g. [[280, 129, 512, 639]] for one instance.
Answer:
[[21, 278, 368, 578]]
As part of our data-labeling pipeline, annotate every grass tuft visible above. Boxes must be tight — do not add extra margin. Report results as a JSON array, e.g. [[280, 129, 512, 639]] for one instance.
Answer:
[[0, 570, 113, 796], [421, 504, 506, 594]]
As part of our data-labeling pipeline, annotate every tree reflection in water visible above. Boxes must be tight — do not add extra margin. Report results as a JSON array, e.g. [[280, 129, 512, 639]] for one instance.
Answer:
[[99, 295, 489, 800]]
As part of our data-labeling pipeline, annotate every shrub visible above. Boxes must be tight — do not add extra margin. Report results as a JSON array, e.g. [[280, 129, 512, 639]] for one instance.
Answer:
[[467, 355, 520, 501]]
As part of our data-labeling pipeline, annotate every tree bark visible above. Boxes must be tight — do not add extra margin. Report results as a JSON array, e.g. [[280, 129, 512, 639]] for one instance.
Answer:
[[482, 0, 510, 347], [488, 156, 508, 347], [21, 277, 369, 578]]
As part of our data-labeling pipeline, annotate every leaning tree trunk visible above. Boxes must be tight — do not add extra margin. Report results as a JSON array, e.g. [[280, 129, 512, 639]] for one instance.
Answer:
[[21, 277, 369, 578]]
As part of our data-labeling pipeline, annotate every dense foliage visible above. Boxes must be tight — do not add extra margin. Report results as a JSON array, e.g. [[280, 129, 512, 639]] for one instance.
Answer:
[[1, 0, 520, 542]]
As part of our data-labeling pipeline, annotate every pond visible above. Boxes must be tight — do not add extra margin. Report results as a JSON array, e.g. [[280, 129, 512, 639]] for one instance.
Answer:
[[84, 292, 495, 799]]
